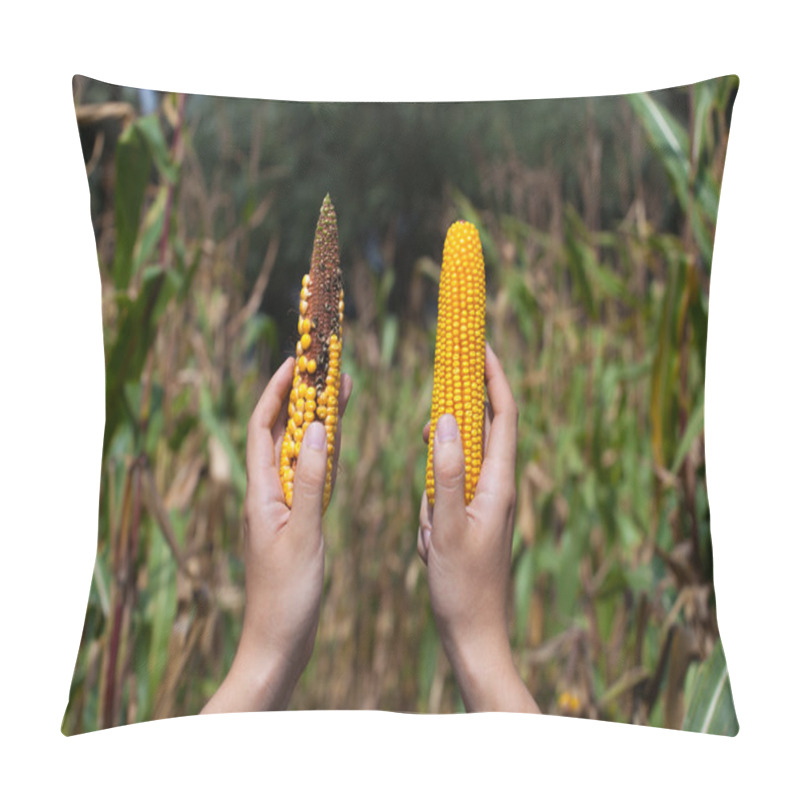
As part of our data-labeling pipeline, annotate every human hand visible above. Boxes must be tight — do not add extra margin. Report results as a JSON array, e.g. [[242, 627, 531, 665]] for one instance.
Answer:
[[202, 356, 352, 713], [418, 343, 539, 713]]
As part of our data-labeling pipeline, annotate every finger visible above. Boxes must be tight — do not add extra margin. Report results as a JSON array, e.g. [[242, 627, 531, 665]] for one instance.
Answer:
[[289, 421, 328, 534], [480, 343, 518, 488], [417, 525, 430, 564], [329, 372, 353, 497], [247, 357, 295, 501], [422, 420, 431, 445], [417, 491, 433, 564], [482, 400, 491, 457], [431, 414, 468, 544]]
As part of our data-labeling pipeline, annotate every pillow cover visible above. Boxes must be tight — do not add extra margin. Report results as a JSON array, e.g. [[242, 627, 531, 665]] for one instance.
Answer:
[[63, 74, 738, 734]]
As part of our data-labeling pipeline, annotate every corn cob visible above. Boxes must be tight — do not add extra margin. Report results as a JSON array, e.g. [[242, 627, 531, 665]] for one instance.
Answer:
[[426, 220, 486, 507], [280, 194, 344, 512]]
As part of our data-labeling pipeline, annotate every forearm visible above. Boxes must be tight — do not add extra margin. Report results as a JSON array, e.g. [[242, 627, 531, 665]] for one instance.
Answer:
[[442, 629, 540, 714], [200, 647, 299, 714]]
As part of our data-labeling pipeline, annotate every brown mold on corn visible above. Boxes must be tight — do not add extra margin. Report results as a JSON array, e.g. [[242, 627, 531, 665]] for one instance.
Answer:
[[280, 194, 343, 512], [426, 220, 486, 506]]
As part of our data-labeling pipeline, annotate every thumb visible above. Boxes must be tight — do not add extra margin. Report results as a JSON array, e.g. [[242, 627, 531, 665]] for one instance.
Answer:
[[290, 421, 328, 526], [431, 414, 468, 539]]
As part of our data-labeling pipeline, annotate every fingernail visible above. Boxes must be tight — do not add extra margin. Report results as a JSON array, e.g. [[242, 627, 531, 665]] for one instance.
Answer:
[[305, 421, 326, 451], [436, 414, 458, 443]]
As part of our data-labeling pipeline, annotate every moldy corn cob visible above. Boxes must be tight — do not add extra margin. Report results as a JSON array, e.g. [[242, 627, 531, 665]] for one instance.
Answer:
[[280, 194, 344, 512], [426, 220, 486, 506]]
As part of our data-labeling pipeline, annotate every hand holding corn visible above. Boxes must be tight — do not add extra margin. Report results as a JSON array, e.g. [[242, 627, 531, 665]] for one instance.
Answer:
[[202, 354, 353, 714], [203, 195, 350, 714], [418, 343, 539, 713]]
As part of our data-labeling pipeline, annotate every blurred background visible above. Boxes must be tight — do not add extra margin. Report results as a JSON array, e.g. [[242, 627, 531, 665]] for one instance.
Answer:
[[64, 74, 738, 733]]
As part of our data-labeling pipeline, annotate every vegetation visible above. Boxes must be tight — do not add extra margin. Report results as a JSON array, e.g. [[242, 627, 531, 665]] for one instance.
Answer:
[[63, 74, 738, 734]]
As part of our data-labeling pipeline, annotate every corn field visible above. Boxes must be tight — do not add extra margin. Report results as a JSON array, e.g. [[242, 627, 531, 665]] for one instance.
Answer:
[[63, 75, 738, 734]]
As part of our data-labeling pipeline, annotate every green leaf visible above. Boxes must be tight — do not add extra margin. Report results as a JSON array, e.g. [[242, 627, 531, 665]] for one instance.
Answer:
[[692, 80, 716, 167], [380, 314, 399, 367], [563, 207, 597, 317], [683, 639, 739, 736], [670, 390, 704, 474], [112, 122, 152, 289], [134, 185, 168, 272], [649, 253, 685, 468], [417, 620, 440, 709], [134, 114, 179, 184], [103, 267, 181, 459], [514, 545, 536, 643], [629, 90, 721, 268], [146, 514, 177, 716], [628, 91, 690, 210], [555, 527, 582, 621], [617, 513, 641, 549], [242, 312, 278, 354]]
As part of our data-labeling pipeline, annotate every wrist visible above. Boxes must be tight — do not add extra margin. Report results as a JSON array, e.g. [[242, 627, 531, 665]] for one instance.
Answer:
[[440, 625, 538, 713], [441, 627, 510, 708], [201, 641, 300, 714], [234, 636, 304, 710]]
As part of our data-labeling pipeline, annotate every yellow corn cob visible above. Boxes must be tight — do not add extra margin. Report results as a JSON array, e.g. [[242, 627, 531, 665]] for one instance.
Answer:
[[280, 194, 343, 512], [426, 220, 486, 506]]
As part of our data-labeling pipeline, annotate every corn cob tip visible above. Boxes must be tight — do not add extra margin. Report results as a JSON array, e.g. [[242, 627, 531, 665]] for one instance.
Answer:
[[313, 195, 339, 275]]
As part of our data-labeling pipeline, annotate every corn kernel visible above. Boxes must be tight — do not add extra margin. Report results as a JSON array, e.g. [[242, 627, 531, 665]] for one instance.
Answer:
[[280, 194, 342, 513], [426, 220, 486, 506]]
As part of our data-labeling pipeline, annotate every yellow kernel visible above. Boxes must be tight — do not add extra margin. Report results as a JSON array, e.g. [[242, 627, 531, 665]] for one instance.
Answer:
[[280, 197, 342, 514], [426, 221, 485, 507]]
